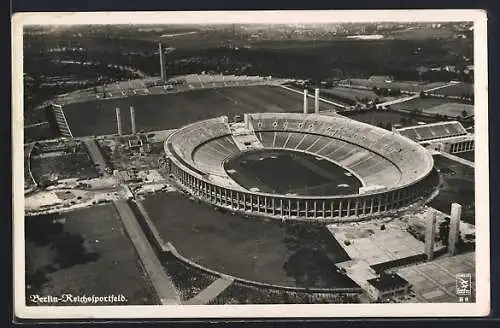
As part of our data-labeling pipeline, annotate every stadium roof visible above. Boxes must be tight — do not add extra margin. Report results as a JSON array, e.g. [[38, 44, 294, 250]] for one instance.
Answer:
[[367, 273, 410, 291], [396, 121, 468, 142]]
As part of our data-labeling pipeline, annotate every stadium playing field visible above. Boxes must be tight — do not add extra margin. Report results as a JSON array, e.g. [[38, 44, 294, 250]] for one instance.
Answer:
[[63, 85, 339, 137], [142, 191, 356, 289], [224, 149, 361, 196]]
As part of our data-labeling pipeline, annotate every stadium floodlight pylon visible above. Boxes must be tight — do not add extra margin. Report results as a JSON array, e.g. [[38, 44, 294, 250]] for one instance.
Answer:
[[130, 106, 136, 135], [115, 107, 123, 136], [158, 42, 166, 82], [315, 88, 320, 113], [303, 89, 309, 114]]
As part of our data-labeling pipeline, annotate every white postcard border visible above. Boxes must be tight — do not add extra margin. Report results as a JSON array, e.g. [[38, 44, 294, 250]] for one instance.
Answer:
[[12, 9, 490, 319]]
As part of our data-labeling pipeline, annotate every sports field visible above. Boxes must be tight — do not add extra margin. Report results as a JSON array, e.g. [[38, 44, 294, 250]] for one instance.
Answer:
[[342, 110, 435, 126], [422, 103, 474, 117], [428, 155, 474, 224], [225, 149, 361, 196], [63, 86, 339, 137], [25, 204, 158, 305], [431, 83, 474, 97], [142, 191, 356, 289], [345, 79, 448, 93], [391, 97, 456, 111], [321, 87, 379, 102]]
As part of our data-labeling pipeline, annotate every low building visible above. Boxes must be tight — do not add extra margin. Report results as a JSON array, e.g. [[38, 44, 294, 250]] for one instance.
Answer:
[[395, 121, 474, 154], [366, 273, 411, 302]]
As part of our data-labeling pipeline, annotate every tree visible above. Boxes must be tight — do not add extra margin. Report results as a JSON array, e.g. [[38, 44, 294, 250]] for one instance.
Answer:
[[419, 91, 427, 98], [461, 110, 468, 118]]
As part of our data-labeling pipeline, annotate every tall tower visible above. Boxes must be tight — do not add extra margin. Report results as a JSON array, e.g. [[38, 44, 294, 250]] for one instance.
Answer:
[[115, 107, 122, 136], [130, 106, 136, 135], [158, 42, 166, 81], [303, 89, 309, 114], [424, 212, 437, 260], [448, 203, 462, 256], [314, 88, 320, 113]]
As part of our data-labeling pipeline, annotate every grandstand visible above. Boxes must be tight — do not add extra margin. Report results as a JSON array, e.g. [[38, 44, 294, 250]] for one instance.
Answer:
[[395, 121, 474, 154], [165, 113, 438, 221]]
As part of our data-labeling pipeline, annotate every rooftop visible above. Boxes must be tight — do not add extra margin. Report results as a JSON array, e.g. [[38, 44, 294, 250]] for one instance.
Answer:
[[367, 273, 409, 291]]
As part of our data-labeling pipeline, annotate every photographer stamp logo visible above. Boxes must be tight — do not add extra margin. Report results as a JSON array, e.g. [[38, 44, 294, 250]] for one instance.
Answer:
[[456, 273, 472, 302]]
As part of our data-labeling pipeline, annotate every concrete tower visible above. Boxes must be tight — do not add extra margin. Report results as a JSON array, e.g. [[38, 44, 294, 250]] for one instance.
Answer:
[[315, 88, 320, 113], [115, 107, 122, 136], [158, 42, 166, 81], [130, 106, 136, 135], [303, 89, 309, 114], [448, 203, 462, 255], [424, 212, 437, 260]]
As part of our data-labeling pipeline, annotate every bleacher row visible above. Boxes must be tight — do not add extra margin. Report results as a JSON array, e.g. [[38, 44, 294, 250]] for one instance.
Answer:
[[249, 113, 433, 187], [192, 136, 240, 176], [170, 118, 232, 174], [397, 121, 468, 142], [256, 131, 401, 187]]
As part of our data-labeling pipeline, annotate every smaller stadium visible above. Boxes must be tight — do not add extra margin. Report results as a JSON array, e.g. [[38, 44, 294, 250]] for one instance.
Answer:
[[164, 112, 439, 221]]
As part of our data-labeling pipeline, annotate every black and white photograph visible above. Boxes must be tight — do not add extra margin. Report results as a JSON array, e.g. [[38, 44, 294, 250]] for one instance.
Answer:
[[12, 10, 489, 319]]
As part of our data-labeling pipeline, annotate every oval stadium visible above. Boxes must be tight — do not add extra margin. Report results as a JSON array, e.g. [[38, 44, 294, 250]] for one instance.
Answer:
[[165, 112, 439, 221]]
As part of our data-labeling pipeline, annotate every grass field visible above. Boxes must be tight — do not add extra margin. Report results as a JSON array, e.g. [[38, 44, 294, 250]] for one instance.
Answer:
[[30, 150, 99, 186], [454, 151, 474, 162], [24, 124, 57, 143], [63, 86, 339, 137], [225, 149, 361, 196], [142, 191, 356, 289], [321, 87, 379, 102], [428, 155, 474, 224], [342, 110, 435, 127], [423, 103, 474, 117], [346, 79, 448, 93], [391, 97, 457, 111], [209, 282, 360, 304], [431, 83, 474, 97], [25, 204, 158, 305]]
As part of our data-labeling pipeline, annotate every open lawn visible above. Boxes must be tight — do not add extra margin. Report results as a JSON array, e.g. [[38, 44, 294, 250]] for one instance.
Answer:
[[391, 97, 456, 111], [428, 155, 474, 224], [342, 110, 435, 127], [24, 124, 57, 143], [63, 86, 339, 137], [345, 79, 449, 93], [30, 147, 99, 186], [209, 282, 360, 304], [25, 204, 158, 305], [321, 87, 379, 102], [423, 103, 474, 118], [431, 83, 474, 97], [454, 151, 474, 162], [142, 191, 356, 289]]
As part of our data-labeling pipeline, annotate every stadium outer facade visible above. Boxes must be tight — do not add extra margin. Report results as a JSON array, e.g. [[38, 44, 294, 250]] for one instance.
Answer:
[[164, 113, 439, 221]]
